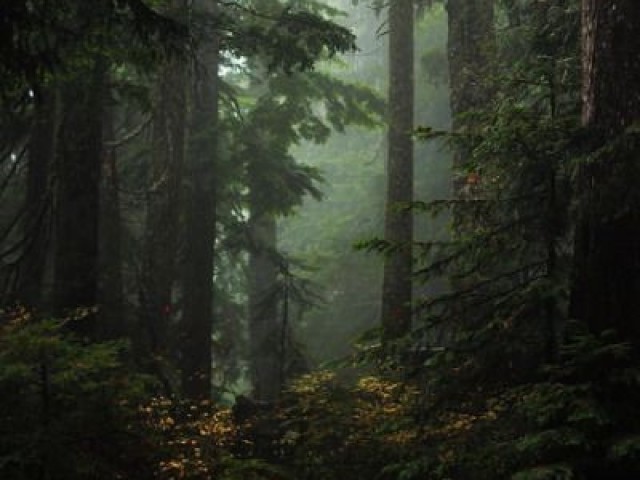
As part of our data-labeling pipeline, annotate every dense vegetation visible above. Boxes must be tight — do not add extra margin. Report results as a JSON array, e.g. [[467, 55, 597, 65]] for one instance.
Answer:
[[2, 0, 640, 478]]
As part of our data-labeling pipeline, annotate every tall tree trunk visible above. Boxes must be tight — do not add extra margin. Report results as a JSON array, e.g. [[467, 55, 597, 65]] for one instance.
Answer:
[[570, 0, 640, 343], [141, 54, 187, 360], [180, 4, 219, 400], [248, 206, 280, 401], [98, 104, 125, 339], [445, 0, 495, 348], [17, 89, 56, 309], [245, 61, 282, 402], [381, 0, 414, 342], [447, 0, 495, 200], [53, 60, 106, 336]]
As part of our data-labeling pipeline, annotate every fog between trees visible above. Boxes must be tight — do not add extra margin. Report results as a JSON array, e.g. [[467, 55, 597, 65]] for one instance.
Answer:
[[2, 1, 640, 478]]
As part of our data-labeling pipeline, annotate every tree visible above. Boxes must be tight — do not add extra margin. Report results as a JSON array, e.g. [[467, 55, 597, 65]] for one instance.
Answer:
[[15, 89, 55, 309], [139, 7, 188, 375], [242, 65, 282, 400], [247, 193, 281, 401], [236, 61, 382, 399], [446, 0, 494, 126], [12, 0, 189, 338], [381, 0, 414, 341], [446, 0, 494, 199], [570, 0, 640, 344], [98, 103, 125, 339], [52, 59, 107, 336], [180, 0, 220, 400]]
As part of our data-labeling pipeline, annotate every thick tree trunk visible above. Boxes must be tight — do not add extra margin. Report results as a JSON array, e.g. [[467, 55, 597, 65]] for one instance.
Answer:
[[580, 0, 640, 131], [180, 5, 219, 400], [17, 89, 55, 309], [447, 0, 495, 197], [245, 60, 282, 401], [248, 210, 281, 401], [445, 0, 495, 349], [447, 0, 495, 129], [141, 56, 186, 358], [53, 61, 106, 336], [381, 0, 414, 342], [570, 0, 640, 343]]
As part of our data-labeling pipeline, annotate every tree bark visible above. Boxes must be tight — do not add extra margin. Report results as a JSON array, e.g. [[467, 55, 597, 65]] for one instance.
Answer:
[[248, 207, 281, 402], [580, 0, 640, 132], [53, 60, 106, 336], [180, 3, 219, 400], [98, 104, 125, 339], [17, 89, 55, 309], [141, 54, 187, 359], [447, 0, 495, 129], [447, 0, 495, 198], [444, 0, 495, 348], [381, 0, 414, 342], [570, 0, 640, 343]]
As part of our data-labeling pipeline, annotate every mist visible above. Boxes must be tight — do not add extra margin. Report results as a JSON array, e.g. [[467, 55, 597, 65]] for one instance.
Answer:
[[2, 0, 640, 478]]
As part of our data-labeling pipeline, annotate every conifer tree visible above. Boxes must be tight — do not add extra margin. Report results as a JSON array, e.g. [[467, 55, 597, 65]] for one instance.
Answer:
[[381, 0, 414, 341], [140, 1, 187, 368], [570, 0, 640, 344], [180, 0, 219, 399], [16, 89, 55, 308], [446, 0, 494, 201], [53, 59, 107, 336]]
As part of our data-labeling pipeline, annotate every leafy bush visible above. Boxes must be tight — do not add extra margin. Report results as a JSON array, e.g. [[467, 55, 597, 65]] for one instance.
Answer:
[[0, 308, 153, 479], [275, 371, 421, 480], [403, 325, 640, 480]]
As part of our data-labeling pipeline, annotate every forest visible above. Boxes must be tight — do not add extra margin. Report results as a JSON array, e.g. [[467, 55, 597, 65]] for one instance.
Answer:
[[1, 0, 640, 478]]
